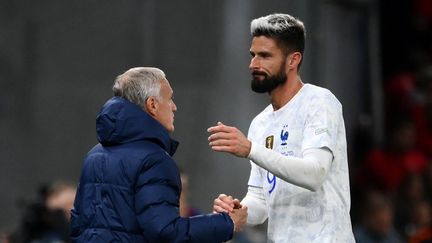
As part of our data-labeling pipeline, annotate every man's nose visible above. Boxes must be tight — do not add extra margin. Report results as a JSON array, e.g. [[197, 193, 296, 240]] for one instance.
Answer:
[[172, 102, 177, 112], [249, 57, 259, 70]]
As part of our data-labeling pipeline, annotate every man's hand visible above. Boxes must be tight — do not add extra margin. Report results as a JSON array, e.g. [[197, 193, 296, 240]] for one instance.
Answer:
[[230, 205, 248, 232], [213, 194, 247, 232], [207, 122, 251, 158], [213, 194, 241, 213]]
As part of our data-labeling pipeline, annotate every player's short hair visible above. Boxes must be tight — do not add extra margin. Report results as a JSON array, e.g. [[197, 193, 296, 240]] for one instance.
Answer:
[[251, 13, 306, 58], [112, 67, 165, 108]]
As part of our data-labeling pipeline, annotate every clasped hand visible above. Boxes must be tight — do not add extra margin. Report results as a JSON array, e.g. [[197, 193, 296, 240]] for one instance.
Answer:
[[213, 194, 247, 232]]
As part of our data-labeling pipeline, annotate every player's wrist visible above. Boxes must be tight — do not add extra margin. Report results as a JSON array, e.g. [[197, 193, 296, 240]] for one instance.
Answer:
[[245, 140, 252, 158], [246, 141, 255, 159]]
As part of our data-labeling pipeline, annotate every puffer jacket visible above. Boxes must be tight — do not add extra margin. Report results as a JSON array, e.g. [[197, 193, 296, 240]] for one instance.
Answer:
[[71, 97, 234, 242]]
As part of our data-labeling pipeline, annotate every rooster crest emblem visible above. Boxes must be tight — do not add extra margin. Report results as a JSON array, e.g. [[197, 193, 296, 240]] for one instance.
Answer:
[[280, 125, 289, 146]]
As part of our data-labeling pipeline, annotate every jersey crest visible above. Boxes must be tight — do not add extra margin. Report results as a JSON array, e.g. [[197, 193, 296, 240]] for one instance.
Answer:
[[265, 135, 274, 149], [280, 125, 289, 145]]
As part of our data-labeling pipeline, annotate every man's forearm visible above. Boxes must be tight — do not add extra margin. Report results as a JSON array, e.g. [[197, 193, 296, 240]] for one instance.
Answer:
[[247, 143, 332, 191]]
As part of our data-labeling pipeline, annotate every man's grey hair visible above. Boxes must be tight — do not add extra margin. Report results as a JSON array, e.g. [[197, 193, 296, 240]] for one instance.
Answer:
[[112, 67, 165, 108], [251, 13, 306, 56]]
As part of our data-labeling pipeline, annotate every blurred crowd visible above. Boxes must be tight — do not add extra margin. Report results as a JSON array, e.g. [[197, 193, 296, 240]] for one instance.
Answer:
[[350, 1, 432, 242], [1, 182, 76, 243]]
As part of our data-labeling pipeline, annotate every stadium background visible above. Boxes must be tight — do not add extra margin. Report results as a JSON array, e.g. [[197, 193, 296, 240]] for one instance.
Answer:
[[1, 0, 430, 241]]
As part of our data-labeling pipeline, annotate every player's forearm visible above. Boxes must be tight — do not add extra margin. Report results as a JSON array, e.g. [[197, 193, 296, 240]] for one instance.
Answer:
[[241, 186, 268, 225], [247, 143, 332, 191]]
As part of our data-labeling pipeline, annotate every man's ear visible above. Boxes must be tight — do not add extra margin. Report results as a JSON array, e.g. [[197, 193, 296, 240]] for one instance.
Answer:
[[287, 52, 302, 69], [145, 96, 158, 116]]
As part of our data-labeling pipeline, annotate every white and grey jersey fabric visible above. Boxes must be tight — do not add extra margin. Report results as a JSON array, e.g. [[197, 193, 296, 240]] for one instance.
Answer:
[[243, 83, 355, 243]]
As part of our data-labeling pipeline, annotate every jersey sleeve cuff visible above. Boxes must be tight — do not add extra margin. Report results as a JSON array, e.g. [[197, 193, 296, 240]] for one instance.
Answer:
[[247, 141, 258, 160]]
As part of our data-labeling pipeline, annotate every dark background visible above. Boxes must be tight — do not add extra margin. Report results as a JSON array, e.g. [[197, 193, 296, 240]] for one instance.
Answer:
[[1, 0, 424, 235]]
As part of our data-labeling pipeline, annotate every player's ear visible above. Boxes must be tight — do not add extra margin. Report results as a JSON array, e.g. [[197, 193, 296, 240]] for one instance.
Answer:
[[287, 52, 302, 69], [145, 96, 158, 116]]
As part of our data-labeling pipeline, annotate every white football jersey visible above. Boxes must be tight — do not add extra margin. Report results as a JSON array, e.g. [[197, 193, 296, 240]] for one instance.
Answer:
[[247, 84, 355, 242]]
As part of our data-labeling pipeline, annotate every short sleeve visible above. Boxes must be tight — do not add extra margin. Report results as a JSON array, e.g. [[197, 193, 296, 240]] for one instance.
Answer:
[[302, 94, 342, 153]]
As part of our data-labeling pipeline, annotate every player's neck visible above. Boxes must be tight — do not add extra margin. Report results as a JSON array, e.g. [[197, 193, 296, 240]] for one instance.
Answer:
[[270, 75, 303, 111]]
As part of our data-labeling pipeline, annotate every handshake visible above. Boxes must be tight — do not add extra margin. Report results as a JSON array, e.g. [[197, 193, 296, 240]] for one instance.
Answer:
[[213, 194, 248, 232]]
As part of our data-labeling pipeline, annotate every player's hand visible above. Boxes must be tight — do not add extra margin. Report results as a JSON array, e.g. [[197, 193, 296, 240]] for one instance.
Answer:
[[230, 205, 248, 232], [213, 194, 242, 213], [207, 122, 251, 158]]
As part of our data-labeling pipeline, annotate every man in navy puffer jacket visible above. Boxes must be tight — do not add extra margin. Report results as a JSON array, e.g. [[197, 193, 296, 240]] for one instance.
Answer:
[[71, 67, 247, 242]]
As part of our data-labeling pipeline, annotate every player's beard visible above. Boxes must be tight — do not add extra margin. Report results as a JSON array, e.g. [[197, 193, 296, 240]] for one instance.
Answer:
[[251, 62, 287, 93]]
